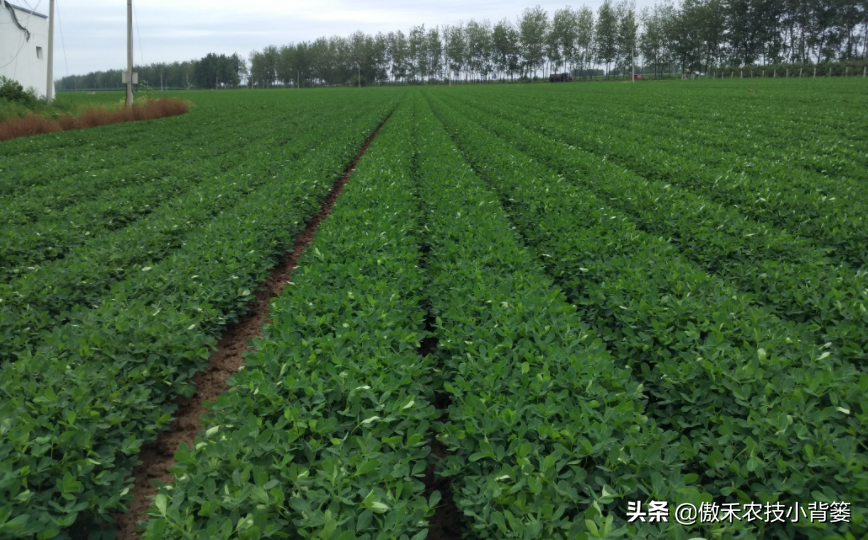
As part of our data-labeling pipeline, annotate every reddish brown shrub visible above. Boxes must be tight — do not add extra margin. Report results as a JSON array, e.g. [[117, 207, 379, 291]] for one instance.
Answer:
[[57, 114, 78, 131], [0, 97, 190, 142], [0, 114, 62, 140]]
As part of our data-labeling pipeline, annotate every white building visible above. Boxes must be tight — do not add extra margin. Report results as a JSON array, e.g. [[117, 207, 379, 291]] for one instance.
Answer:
[[1, 1, 54, 98]]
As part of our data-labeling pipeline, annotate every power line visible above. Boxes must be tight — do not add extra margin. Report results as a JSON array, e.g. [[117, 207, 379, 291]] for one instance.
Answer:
[[1, 4, 30, 39], [18, 0, 43, 18], [55, 0, 69, 77], [0, 0, 39, 73], [133, 0, 144, 66], [0, 33, 27, 69]]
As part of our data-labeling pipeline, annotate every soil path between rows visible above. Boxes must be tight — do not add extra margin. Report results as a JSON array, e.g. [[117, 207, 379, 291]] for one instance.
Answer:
[[415, 218, 462, 540], [112, 114, 391, 540]]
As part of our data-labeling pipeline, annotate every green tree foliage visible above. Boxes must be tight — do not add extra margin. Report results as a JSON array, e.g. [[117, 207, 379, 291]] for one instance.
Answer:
[[554, 7, 581, 73], [56, 0, 867, 88], [389, 30, 409, 82], [492, 18, 522, 79], [57, 54, 245, 91], [442, 24, 463, 82], [518, 5, 551, 77], [575, 6, 597, 75], [194, 53, 244, 89], [640, 1, 676, 76], [466, 20, 495, 80], [616, 0, 639, 74], [596, 0, 619, 76], [0, 76, 37, 106]]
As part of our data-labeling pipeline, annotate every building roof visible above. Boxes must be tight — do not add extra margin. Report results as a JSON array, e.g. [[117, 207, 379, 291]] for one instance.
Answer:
[[5, 2, 48, 19]]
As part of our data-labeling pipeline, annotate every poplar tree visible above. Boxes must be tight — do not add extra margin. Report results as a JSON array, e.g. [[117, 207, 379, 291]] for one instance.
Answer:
[[445, 23, 467, 81], [576, 6, 596, 77], [63, 0, 868, 90], [519, 5, 551, 78], [596, 0, 619, 78], [617, 0, 639, 77], [493, 19, 521, 79], [550, 7, 578, 74]]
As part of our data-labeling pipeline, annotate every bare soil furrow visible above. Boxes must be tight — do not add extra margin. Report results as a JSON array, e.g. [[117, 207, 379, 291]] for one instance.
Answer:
[[416, 273, 462, 539]]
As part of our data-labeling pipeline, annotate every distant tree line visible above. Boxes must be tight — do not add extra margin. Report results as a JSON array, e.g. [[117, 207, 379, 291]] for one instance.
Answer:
[[59, 0, 867, 89], [248, 0, 867, 86], [57, 53, 247, 91]]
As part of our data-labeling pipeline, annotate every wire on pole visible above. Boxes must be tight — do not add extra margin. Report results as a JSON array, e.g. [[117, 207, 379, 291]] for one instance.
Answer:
[[126, 0, 133, 108]]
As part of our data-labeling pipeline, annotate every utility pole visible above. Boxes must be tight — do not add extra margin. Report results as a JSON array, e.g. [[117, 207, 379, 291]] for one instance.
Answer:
[[46, 0, 55, 101], [125, 0, 134, 108], [631, 42, 634, 82]]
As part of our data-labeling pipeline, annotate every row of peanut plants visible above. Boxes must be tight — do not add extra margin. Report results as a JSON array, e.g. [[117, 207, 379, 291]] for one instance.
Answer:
[[430, 93, 868, 366], [424, 90, 867, 540], [118, 87, 866, 540], [564, 91, 868, 182], [617, 101, 866, 180], [0, 110, 285, 226], [538, 82, 868, 179], [0, 98, 366, 281], [0, 100, 207, 191], [443, 89, 868, 269], [138, 92, 706, 540], [0, 102, 372, 363], [141, 100, 440, 540], [411, 96, 711, 539], [586, 80, 867, 149], [0, 94, 399, 540], [0, 90, 317, 191]]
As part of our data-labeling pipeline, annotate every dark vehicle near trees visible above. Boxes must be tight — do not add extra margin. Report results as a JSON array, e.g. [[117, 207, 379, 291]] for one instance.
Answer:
[[549, 72, 573, 82]]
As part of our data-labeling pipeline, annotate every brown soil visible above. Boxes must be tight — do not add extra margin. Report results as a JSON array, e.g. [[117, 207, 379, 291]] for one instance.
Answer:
[[417, 316, 463, 538], [111, 115, 391, 540], [423, 441, 464, 540]]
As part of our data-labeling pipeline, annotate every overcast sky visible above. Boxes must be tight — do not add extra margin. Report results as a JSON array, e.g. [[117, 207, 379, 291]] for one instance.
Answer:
[[17, 0, 658, 75]]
